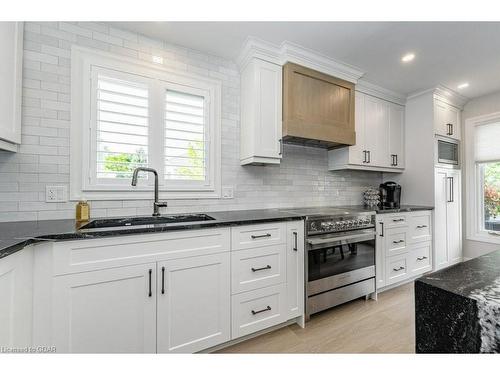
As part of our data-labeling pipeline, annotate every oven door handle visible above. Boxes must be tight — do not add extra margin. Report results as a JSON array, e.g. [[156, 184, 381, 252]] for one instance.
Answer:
[[306, 232, 375, 246]]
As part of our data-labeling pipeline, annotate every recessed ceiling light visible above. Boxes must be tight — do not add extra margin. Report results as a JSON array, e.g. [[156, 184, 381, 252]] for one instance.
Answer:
[[457, 82, 469, 89], [401, 53, 415, 63]]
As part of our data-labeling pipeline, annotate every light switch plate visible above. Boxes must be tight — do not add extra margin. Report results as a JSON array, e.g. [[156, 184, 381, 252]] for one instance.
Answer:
[[45, 185, 68, 203], [222, 186, 234, 199]]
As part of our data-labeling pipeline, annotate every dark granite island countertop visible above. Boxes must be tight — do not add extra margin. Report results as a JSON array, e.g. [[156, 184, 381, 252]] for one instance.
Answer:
[[0, 209, 306, 260], [415, 250, 500, 353]]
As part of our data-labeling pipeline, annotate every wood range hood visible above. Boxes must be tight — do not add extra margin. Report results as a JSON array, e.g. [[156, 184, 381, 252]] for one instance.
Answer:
[[282, 62, 356, 149]]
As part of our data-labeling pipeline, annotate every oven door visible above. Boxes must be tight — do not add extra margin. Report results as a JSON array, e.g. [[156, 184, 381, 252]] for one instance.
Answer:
[[307, 229, 375, 296]]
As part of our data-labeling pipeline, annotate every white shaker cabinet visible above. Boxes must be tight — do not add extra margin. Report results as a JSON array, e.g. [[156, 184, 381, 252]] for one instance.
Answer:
[[0, 248, 33, 348], [240, 58, 283, 165], [434, 168, 462, 270], [0, 22, 23, 152], [286, 221, 305, 322], [156, 253, 231, 353], [52, 263, 157, 353], [328, 91, 405, 172], [434, 99, 461, 141]]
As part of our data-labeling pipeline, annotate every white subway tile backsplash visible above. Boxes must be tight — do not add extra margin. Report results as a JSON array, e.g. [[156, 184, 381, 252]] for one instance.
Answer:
[[0, 22, 382, 223]]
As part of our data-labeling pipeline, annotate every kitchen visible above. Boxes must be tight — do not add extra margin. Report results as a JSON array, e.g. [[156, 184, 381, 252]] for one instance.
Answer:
[[1, 3, 500, 369]]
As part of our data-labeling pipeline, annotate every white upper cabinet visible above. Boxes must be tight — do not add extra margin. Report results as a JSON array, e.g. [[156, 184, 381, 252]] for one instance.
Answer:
[[389, 103, 405, 168], [434, 99, 461, 140], [0, 22, 23, 152], [328, 91, 405, 172], [240, 58, 283, 165]]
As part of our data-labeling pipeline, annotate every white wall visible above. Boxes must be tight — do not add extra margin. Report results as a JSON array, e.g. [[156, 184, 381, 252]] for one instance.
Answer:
[[462, 90, 500, 259], [0, 22, 382, 222]]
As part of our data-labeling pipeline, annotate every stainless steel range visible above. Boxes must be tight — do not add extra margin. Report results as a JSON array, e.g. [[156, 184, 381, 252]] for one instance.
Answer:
[[284, 207, 377, 320]]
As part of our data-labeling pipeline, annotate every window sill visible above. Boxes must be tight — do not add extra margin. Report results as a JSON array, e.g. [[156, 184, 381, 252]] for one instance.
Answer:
[[71, 189, 221, 201], [466, 232, 500, 245]]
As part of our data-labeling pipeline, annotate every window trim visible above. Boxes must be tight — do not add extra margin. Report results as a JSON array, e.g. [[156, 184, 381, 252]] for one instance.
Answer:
[[70, 46, 222, 201], [465, 112, 500, 245]]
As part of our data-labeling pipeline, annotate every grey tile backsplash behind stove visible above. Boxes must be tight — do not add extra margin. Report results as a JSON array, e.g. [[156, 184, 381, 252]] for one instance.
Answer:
[[0, 22, 382, 222]]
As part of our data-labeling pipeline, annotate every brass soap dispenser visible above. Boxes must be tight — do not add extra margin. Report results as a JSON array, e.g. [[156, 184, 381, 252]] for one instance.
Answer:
[[76, 201, 90, 222]]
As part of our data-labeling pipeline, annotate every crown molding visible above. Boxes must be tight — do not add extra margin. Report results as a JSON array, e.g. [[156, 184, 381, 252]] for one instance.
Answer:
[[355, 79, 407, 106], [236, 36, 365, 83], [407, 85, 468, 109]]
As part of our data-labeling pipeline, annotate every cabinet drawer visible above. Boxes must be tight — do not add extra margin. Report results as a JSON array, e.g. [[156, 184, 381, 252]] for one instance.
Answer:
[[231, 222, 286, 250], [385, 228, 408, 256], [385, 254, 409, 286], [383, 215, 408, 228], [231, 245, 286, 294], [409, 242, 432, 275], [409, 212, 432, 243], [52, 228, 230, 276], [231, 284, 287, 339]]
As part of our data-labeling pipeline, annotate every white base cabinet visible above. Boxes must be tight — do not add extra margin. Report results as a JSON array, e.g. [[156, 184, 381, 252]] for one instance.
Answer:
[[52, 263, 157, 353], [28, 221, 305, 353], [434, 168, 462, 270], [0, 247, 33, 348], [376, 210, 433, 289], [157, 253, 230, 353]]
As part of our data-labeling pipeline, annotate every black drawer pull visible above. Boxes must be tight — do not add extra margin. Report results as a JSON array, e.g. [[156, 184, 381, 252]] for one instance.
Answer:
[[251, 233, 271, 239], [392, 218, 405, 222], [251, 265, 271, 272], [393, 266, 405, 272], [161, 266, 165, 295], [148, 269, 152, 297], [417, 256, 428, 261], [416, 225, 428, 229], [251, 306, 271, 315], [392, 240, 405, 244], [293, 231, 298, 251]]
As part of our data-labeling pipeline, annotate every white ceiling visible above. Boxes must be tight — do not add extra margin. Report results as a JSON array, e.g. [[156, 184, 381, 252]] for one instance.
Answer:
[[113, 22, 500, 99]]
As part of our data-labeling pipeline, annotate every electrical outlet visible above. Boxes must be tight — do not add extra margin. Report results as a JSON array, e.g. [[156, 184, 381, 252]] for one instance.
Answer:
[[45, 185, 68, 203], [222, 186, 234, 199]]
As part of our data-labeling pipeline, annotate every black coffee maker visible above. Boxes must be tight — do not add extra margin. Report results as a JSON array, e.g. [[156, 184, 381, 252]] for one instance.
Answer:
[[379, 181, 402, 209]]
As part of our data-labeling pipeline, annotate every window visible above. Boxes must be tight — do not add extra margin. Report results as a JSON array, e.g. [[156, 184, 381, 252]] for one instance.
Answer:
[[465, 115, 500, 243], [71, 47, 221, 200]]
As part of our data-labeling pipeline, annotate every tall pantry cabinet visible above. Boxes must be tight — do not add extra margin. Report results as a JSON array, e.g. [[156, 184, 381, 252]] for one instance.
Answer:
[[392, 87, 467, 270]]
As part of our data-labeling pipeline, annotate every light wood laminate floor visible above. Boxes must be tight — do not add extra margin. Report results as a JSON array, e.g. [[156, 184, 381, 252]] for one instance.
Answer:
[[217, 282, 415, 353]]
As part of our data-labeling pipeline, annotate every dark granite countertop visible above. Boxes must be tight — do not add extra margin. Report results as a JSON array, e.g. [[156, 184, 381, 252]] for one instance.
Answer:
[[372, 205, 434, 214], [0, 209, 306, 260], [415, 250, 500, 353], [417, 250, 500, 305]]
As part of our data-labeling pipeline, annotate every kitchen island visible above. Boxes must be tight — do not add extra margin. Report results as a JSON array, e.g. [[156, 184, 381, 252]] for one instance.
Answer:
[[415, 250, 500, 353]]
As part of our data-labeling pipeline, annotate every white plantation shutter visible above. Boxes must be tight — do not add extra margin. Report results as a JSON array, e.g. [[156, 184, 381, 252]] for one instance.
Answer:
[[164, 89, 207, 182], [96, 74, 149, 180]]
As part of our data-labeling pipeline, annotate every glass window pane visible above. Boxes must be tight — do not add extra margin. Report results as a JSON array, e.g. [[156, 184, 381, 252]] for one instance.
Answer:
[[483, 161, 500, 232]]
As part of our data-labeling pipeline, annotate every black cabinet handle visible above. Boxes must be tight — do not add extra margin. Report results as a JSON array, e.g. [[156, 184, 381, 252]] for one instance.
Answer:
[[417, 256, 428, 261], [395, 154, 398, 166], [392, 218, 405, 222], [161, 266, 165, 295], [363, 150, 367, 163], [447, 176, 454, 202], [416, 225, 428, 229], [251, 233, 271, 239], [379, 222, 384, 237], [251, 306, 271, 315], [148, 269, 152, 297], [392, 239, 405, 244], [393, 266, 405, 272], [251, 265, 271, 272], [293, 231, 298, 251], [367, 151, 371, 163]]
